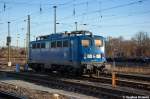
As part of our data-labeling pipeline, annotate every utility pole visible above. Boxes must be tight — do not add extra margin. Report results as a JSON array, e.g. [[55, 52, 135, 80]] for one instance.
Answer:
[[75, 22, 78, 31], [24, 38, 26, 64], [53, 6, 57, 34], [26, 15, 30, 63], [7, 22, 11, 66]]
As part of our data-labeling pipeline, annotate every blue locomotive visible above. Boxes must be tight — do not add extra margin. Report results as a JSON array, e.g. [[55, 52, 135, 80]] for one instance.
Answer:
[[28, 30, 106, 75]]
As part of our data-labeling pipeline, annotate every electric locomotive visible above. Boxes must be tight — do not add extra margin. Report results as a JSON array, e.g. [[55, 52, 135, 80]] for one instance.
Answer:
[[28, 30, 106, 75]]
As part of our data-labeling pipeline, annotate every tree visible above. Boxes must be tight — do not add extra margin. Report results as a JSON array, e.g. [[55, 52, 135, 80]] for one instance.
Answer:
[[106, 31, 150, 58], [132, 31, 150, 57]]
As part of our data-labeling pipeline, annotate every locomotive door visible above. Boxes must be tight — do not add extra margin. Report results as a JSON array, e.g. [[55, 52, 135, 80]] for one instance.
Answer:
[[69, 38, 78, 66], [69, 39, 74, 62], [69, 39, 78, 63]]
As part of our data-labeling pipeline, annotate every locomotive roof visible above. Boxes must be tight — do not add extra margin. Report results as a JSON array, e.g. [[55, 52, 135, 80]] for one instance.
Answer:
[[34, 30, 104, 41]]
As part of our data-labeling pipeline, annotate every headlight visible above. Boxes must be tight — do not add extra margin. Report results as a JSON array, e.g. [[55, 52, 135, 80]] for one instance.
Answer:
[[96, 54, 101, 58], [87, 54, 92, 58]]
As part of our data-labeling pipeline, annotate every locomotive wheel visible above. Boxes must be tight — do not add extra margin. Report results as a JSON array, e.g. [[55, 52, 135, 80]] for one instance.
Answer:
[[40, 64, 45, 72], [30, 63, 44, 72], [28, 63, 39, 72], [34, 64, 41, 72], [74, 69, 83, 76], [66, 67, 82, 76]]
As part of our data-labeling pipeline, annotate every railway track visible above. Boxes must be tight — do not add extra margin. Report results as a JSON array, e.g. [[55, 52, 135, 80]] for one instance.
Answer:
[[101, 72, 150, 82], [0, 82, 26, 99], [1, 70, 150, 91], [81, 75, 150, 91], [2, 71, 150, 99], [117, 73, 150, 82], [24, 71, 150, 91], [0, 91, 24, 99]]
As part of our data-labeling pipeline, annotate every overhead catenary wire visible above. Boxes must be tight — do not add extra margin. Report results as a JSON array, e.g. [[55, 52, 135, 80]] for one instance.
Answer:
[[3, 2, 6, 11], [1, 0, 148, 23], [59, 0, 148, 21], [0, 0, 73, 6], [85, 10, 150, 23], [2, 0, 145, 25], [29, 10, 150, 34], [0, 0, 149, 47], [40, 3, 42, 14], [98, 0, 103, 21], [1, 0, 148, 29], [0, 0, 76, 23]]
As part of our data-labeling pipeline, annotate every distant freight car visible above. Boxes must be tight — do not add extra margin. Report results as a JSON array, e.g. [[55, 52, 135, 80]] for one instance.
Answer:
[[28, 31, 106, 75]]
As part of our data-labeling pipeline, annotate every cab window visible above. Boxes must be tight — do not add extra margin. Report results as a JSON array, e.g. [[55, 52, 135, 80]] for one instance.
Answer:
[[51, 41, 56, 48], [63, 40, 69, 47], [81, 40, 90, 47], [41, 43, 46, 48], [37, 43, 40, 48], [95, 39, 103, 47], [32, 43, 36, 49], [46, 42, 50, 49], [57, 41, 62, 47]]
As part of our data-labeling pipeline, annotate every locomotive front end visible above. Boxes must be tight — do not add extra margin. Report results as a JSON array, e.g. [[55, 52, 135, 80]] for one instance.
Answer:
[[79, 36, 106, 74]]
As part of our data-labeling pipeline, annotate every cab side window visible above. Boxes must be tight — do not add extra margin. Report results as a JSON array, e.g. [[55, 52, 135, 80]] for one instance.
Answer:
[[57, 41, 62, 47], [32, 43, 36, 49], [41, 43, 46, 48], [37, 43, 40, 48], [51, 41, 56, 48], [63, 40, 69, 47]]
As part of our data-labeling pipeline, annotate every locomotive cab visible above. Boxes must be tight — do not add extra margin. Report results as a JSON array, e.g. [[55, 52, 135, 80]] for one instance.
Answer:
[[79, 36, 106, 74]]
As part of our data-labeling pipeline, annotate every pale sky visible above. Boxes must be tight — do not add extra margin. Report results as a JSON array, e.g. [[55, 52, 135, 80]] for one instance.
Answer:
[[0, 0, 150, 47]]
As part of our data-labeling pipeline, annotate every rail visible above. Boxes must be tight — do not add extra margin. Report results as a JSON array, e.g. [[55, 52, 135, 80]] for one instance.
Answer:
[[4, 71, 150, 99], [0, 90, 25, 99]]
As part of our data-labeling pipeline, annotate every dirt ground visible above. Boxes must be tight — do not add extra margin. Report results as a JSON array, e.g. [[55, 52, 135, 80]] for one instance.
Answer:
[[106, 63, 150, 75], [0, 76, 98, 99]]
